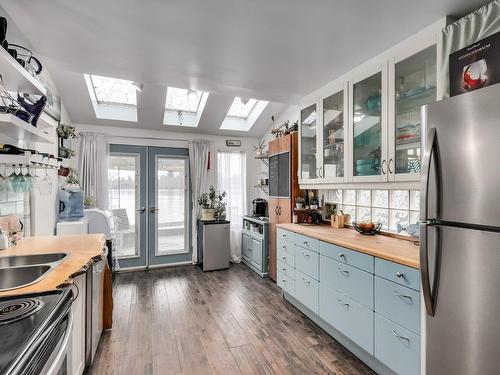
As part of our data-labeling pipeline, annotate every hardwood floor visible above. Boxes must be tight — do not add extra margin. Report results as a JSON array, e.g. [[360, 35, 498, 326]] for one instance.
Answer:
[[89, 264, 375, 375]]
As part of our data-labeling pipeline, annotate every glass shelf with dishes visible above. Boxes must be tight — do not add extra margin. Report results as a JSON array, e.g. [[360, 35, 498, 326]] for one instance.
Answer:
[[393, 45, 436, 177]]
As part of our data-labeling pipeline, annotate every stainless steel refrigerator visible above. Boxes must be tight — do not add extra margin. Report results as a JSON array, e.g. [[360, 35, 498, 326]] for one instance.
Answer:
[[421, 83, 500, 375]]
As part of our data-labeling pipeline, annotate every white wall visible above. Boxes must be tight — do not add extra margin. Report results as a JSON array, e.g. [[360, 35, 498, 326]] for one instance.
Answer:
[[257, 105, 299, 200], [72, 123, 263, 215]]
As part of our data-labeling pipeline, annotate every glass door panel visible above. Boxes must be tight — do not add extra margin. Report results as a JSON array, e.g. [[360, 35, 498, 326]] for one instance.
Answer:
[[148, 147, 191, 266], [322, 90, 344, 179], [300, 103, 318, 180], [394, 45, 436, 175], [109, 145, 147, 268], [353, 72, 382, 177]]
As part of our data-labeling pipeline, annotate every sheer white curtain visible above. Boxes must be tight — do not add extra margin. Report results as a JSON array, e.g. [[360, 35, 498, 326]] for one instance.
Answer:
[[78, 133, 109, 209], [188, 140, 210, 263], [217, 151, 247, 262]]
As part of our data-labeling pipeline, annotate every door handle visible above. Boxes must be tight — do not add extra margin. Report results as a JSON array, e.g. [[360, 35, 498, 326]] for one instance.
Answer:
[[381, 159, 387, 175], [420, 127, 442, 317], [388, 158, 394, 174], [137, 207, 145, 213], [275, 206, 278, 215], [278, 206, 282, 216], [149, 207, 159, 213]]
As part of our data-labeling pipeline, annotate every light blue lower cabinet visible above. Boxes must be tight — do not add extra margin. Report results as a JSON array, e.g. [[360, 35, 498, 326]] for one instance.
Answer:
[[295, 246, 319, 280], [277, 271, 294, 297], [277, 260, 295, 280], [375, 314, 420, 375], [320, 255, 374, 309], [375, 276, 420, 334], [294, 270, 319, 314], [319, 284, 374, 355]]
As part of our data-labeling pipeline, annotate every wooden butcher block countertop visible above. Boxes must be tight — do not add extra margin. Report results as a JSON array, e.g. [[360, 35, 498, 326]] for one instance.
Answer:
[[276, 223, 419, 269], [0, 234, 106, 297]]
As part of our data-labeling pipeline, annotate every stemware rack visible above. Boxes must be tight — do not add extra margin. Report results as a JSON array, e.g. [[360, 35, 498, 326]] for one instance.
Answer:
[[0, 151, 61, 169]]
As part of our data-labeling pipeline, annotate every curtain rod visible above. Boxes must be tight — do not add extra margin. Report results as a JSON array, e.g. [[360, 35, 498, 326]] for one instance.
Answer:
[[82, 133, 215, 143]]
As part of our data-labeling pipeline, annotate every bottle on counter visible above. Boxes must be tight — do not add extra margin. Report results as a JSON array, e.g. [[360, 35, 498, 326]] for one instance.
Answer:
[[0, 229, 9, 250]]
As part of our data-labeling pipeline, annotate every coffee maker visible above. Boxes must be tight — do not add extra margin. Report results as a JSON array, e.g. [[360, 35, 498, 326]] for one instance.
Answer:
[[252, 198, 267, 217]]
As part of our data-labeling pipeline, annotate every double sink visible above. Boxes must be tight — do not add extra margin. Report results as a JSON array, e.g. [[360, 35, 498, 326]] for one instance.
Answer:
[[0, 253, 67, 292]]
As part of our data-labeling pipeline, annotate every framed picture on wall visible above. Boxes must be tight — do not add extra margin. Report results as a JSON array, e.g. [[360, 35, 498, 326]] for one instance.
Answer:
[[449, 30, 500, 97]]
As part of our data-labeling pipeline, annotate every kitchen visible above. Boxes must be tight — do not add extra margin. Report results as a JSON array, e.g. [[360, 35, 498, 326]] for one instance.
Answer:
[[0, 0, 499, 374]]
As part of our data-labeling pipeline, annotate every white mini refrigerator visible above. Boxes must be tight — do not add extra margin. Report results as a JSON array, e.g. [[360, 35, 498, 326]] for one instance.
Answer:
[[197, 220, 230, 271]]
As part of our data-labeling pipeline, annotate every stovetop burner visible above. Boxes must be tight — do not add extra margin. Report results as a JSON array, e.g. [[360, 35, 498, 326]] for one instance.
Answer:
[[0, 298, 43, 325]]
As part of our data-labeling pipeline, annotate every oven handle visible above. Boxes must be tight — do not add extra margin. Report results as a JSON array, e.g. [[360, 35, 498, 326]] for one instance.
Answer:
[[47, 309, 73, 375]]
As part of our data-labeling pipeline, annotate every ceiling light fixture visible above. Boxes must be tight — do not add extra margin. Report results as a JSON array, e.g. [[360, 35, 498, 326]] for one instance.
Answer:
[[132, 81, 144, 92]]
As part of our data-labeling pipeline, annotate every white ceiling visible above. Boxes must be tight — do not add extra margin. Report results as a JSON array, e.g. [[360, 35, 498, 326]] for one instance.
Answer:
[[1, 0, 489, 136]]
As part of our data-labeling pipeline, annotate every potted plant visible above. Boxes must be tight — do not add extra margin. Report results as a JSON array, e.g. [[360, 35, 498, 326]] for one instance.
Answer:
[[84, 196, 95, 208], [198, 186, 227, 221], [61, 168, 80, 191], [253, 140, 267, 158], [56, 123, 78, 139], [295, 197, 305, 209]]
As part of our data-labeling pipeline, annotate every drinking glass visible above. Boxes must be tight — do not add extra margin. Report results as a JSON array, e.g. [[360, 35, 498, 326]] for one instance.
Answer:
[[0, 165, 10, 191], [39, 168, 53, 196], [9, 165, 21, 192], [24, 165, 34, 192], [14, 165, 28, 193]]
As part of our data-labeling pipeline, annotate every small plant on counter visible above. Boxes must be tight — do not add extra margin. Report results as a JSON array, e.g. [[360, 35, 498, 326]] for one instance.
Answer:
[[295, 197, 305, 209], [84, 196, 96, 208], [198, 185, 227, 221], [56, 123, 78, 139]]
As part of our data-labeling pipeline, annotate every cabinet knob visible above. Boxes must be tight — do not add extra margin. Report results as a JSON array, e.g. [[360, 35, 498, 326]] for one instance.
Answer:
[[396, 271, 405, 279], [303, 252, 310, 258], [338, 253, 346, 259]]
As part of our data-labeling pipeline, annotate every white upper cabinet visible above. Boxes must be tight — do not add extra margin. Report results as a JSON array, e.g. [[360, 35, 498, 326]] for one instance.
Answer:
[[349, 64, 388, 183], [299, 100, 319, 183], [388, 45, 437, 182], [298, 18, 445, 187]]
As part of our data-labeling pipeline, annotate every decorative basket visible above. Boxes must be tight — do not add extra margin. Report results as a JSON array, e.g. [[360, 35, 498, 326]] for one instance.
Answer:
[[201, 208, 216, 221]]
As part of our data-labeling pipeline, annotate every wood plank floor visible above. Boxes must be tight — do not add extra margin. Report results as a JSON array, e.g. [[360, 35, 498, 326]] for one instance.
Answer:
[[89, 264, 375, 375]]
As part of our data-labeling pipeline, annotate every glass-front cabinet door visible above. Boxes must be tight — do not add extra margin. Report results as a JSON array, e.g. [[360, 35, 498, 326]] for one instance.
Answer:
[[390, 45, 436, 181], [321, 86, 346, 182], [299, 102, 318, 182], [350, 66, 387, 182]]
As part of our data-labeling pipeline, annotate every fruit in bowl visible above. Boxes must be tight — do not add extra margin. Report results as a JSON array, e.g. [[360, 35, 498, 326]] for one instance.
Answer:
[[353, 221, 382, 235]]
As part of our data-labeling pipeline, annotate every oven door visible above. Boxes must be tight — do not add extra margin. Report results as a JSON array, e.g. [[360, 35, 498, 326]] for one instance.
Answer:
[[43, 308, 73, 375]]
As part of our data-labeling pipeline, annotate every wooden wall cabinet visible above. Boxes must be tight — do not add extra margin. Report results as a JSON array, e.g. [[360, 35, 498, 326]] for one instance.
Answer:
[[268, 132, 301, 280]]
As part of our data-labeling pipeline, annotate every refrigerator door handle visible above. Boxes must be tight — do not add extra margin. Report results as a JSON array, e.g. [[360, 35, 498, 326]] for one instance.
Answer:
[[420, 126, 441, 317]]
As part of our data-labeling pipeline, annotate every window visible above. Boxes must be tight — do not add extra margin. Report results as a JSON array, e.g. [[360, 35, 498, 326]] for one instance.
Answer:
[[227, 97, 258, 118], [88, 75, 137, 106], [220, 98, 269, 131], [165, 87, 204, 113], [217, 151, 247, 261]]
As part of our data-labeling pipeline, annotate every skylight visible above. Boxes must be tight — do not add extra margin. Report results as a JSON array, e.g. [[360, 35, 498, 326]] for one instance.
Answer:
[[227, 97, 258, 118], [89, 74, 137, 106], [165, 87, 204, 113]]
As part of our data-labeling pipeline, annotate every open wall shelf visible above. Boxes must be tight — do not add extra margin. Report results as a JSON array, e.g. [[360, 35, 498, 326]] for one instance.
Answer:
[[0, 113, 55, 144], [0, 47, 46, 95]]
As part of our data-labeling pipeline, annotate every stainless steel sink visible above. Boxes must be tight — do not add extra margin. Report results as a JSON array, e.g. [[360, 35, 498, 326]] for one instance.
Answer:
[[0, 265, 52, 291], [0, 253, 67, 268]]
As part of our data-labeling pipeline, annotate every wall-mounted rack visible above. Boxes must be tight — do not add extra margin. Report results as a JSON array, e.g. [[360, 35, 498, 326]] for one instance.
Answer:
[[0, 151, 60, 169], [0, 113, 55, 144]]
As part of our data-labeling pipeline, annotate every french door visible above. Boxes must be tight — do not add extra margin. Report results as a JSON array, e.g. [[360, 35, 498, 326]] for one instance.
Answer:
[[109, 145, 191, 269]]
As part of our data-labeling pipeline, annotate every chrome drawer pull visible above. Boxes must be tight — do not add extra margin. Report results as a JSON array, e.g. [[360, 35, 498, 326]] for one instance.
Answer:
[[303, 241, 308, 246], [338, 268, 349, 276], [338, 253, 346, 259], [337, 299, 350, 307], [302, 278, 310, 285], [394, 291, 413, 301], [302, 252, 310, 258], [282, 257, 286, 261], [282, 268, 287, 272], [282, 245, 286, 248], [396, 271, 406, 281], [282, 280, 287, 283], [392, 330, 410, 342]]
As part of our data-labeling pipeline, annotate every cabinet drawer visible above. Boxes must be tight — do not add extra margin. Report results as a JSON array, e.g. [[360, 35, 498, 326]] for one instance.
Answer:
[[319, 285, 374, 355], [278, 260, 295, 280], [320, 241, 374, 273], [277, 271, 294, 297], [294, 233, 320, 253], [320, 256, 373, 309], [375, 314, 420, 375], [277, 242, 294, 267], [295, 246, 319, 280], [295, 270, 319, 314], [277, 229, 294, 243], [375, 276, 420, 334], [375, 258, 420, 291]]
